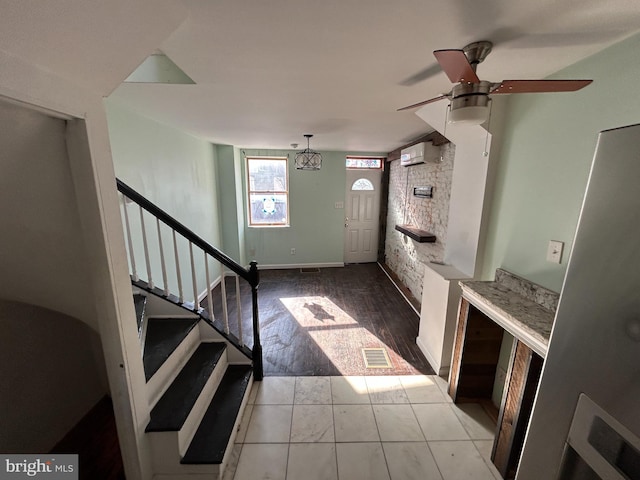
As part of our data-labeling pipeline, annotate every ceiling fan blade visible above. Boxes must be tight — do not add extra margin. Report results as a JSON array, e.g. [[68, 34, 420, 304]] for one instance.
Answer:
[[397, 95, 448, 111], [399, 63, 443, 86], [433, 49, 480, 84], [491, 79, 593, 94]]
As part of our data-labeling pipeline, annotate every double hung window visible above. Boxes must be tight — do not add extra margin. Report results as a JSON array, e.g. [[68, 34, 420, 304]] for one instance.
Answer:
[[246, 156, 289, 226]]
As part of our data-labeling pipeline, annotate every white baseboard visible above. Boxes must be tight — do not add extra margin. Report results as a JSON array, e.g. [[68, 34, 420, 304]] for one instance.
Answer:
[[416, 336, 450, 377], [257, 262, 344, 270], [197, 274, 222, 303], [377, 262, 420, 316]]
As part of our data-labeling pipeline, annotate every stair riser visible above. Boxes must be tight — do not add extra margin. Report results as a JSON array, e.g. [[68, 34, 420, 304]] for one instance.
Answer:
[[145, 293, 201, 318], [217, 375, 254, 479], [178, 352, 229, 455], [198, 322, 252, 365], [147, 351, 229, 472], [146, 325, 201, 408], [139, 287, 255, 480], [148, 433, 220, 476]]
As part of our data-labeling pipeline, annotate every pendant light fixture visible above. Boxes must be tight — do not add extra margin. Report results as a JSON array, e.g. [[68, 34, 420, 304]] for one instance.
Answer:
[[294, 134, 322, 170]]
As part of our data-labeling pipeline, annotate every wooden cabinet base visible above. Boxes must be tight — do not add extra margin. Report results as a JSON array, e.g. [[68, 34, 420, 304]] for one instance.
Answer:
[[448, 297, 544, 479], [491, 340, 543, 479], [448, 299, 504, 402]]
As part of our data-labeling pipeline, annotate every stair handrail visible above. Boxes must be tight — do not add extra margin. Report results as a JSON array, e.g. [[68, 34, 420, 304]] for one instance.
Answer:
[[116, 179, 255, 286], [116, 178, 263, 380]]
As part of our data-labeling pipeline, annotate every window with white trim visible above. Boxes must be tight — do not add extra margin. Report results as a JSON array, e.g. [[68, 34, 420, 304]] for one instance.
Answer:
[[246, 156, 289, 226]]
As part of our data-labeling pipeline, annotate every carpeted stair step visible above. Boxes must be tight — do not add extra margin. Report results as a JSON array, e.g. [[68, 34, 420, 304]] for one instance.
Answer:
[[143, 317, 199, 382], [146, 342, 227, 432], [182, 365, 252, 465]]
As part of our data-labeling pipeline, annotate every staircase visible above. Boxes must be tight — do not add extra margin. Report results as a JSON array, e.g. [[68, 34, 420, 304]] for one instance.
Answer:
[[117, 179, 263, 480], [136, 293, 253, 480]]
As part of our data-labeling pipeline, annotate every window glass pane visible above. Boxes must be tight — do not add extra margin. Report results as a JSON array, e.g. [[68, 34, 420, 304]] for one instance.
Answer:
[[249, 158, 287, 191], [247, 156, 289, 226], [352, 178, 374, 191], [249, 193, 288, 224], [346, 157, 383, 169]]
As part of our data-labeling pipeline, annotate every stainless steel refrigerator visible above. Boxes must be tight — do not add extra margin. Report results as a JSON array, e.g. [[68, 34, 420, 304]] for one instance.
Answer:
[[517, 123, 640, 480]]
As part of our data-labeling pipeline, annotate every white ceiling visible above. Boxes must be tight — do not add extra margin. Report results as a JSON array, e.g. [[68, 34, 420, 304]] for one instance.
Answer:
[[3, 0, 640, 153]]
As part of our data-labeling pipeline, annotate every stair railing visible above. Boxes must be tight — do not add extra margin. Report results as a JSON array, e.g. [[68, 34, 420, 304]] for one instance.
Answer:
[[116, 179, 263, 380]]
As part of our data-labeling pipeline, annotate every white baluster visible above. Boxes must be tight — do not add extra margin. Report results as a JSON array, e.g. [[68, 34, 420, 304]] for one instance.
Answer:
[[189, 242, 198, 310], [204, 251, 214, 321], [220, 268, 230, 334], [139, 206, 153, 289], [156, 218, 169, 296], [172, 230, 184, 303], [235, 274, 243, 345], [121, 194, 138, 281]]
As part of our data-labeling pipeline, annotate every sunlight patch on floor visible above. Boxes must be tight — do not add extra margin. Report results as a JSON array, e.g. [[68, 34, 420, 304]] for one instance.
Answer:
[[279, 295, 406, 378], [279, 296, 356, 326]]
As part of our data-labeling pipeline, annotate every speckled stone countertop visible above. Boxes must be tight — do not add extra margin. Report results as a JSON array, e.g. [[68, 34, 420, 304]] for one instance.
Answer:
[[459, 269, 559, 358]]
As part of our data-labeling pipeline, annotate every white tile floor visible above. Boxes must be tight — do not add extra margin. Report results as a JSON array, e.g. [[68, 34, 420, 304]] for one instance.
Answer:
[[224, 375, 503, 480]]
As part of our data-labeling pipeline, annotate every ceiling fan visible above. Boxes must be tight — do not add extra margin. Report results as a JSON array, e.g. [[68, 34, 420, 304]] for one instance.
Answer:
[[398, 40, 592, 124]]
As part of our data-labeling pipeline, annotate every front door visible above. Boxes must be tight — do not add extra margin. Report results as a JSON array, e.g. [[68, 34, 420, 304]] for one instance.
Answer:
[[344, 169, 382, 263]]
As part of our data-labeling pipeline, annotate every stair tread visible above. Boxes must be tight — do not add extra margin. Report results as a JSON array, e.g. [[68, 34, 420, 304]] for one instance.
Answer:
[[133, 294, 146, 334], [131, 278, 253, 363], [146, 342, 227, 432], [143, 317, 199, 381], [182, 365, 252, 465]]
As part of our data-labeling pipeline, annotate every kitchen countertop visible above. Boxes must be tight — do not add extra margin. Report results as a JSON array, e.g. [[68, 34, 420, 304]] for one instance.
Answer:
[[459, 269, 559, 358]]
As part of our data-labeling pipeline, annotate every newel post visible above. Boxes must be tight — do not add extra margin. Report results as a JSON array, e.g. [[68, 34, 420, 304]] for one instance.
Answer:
[[249, 261, 263, 381]]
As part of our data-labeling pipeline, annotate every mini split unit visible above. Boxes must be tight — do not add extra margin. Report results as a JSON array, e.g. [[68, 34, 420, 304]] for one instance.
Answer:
[[400, 142, 440, 166]]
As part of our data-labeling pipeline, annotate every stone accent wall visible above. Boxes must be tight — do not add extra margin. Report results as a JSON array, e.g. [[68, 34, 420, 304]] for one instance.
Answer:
[[384, 142, 455, 300]]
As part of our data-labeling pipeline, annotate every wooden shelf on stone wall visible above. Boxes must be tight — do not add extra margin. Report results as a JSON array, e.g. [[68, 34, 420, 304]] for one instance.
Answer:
[[395, 224, 436, 243]]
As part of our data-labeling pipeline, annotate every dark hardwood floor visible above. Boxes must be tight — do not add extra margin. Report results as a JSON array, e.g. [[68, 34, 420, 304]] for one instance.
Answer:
[[204, 263, 434, 376]]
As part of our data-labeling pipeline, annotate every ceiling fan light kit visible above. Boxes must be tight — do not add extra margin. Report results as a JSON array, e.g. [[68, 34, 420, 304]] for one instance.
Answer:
[[448, 81, 492, 125], [399, 40, 593, 123], [448, 103, 490, 125], [294, 134, 322, 170]]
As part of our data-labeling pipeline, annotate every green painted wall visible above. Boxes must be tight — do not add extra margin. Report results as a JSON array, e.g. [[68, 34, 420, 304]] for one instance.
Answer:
[[216, 144, 242, 262], [233, 147, 248, 266], [105, 101, 222, 298], [105, 101, 387, 274], [241, 149, 385, 267], [481, 33, 640, 292]]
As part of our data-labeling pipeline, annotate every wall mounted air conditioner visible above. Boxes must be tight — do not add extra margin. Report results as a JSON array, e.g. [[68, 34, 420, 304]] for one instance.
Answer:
[[400, 142, 440, 166]]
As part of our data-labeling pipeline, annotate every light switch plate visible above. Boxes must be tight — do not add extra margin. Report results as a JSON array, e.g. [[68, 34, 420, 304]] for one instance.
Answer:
[[547, 240, 564, 264], [335, 201, 344, 209]]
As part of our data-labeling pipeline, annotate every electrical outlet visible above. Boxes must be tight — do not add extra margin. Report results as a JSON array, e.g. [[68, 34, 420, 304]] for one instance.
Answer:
[[546, 240, 564, 264], [290, 248, 296, 255]]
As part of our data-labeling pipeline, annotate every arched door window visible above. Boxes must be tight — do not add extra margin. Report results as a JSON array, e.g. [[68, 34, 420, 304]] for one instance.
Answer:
[[351, 178, 374, 191]]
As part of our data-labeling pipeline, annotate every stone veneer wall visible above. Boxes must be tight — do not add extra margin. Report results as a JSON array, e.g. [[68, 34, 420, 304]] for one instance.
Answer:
[[384, 142, 455, 300]]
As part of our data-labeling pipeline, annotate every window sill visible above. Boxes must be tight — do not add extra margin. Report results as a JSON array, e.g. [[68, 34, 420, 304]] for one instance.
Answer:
[[248, 224, 290, 229]]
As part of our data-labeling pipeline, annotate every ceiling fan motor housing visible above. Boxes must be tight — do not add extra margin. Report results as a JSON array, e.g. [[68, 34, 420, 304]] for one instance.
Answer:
[[449, 81, 491, 124], [462, 41, 493, 68]]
